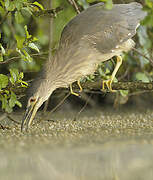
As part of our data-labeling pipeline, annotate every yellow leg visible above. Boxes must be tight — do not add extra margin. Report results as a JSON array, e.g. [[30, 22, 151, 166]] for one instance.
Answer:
[[77, 80, 83, 92], [102, 55, 122, 92], [70, 80, 83, 96], [70, 84, 79, 96]]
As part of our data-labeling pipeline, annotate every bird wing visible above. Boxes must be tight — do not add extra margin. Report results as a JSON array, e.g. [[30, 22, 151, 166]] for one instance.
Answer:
[[60, 2, 146, 54]]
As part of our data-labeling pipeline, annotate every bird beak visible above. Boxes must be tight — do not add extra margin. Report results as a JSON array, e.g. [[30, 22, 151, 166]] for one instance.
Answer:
[[21, 99, 40, 132]]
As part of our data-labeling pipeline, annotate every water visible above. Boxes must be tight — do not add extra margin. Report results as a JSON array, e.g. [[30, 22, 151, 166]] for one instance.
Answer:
[[0, 108, 153, 179]]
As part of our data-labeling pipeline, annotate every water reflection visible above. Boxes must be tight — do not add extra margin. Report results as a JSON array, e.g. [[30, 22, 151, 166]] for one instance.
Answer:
[[0, 142, 153, 180]]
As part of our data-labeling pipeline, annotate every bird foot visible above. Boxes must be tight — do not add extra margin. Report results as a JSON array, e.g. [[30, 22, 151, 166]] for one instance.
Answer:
[[70, 81, 83, 97], [102, 79, 116, 92], [71, 91, 80, 97], [77, 80, 83, 93]]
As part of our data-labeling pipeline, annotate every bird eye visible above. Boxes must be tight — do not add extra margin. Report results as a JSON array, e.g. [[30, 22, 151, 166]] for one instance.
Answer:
[[30, 98, 36, 103]]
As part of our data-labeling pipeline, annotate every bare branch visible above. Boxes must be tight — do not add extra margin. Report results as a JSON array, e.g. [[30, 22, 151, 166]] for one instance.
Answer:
[[7, 114, 20, 125], [79, 81, 153, 91], [0, 52, 48, 65], [44, 93, 71, 120], [34, 6, 63, 17], [133, 47, 153, 67], [67, 0, 81, 14], [74, 94, 92, 121], [14, 81, 153, 97], [0, 56, 20, 64]]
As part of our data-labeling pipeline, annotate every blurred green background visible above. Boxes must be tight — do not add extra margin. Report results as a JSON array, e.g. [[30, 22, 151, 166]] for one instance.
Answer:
[[0, 0, 153, 113]]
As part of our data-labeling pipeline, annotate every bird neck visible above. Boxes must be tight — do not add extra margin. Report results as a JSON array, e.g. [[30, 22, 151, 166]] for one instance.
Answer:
[[42, 48, 73, 89]]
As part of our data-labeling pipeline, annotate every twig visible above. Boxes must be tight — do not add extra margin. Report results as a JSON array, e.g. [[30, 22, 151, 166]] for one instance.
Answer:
[[74, 94, 92, 121], [0, 113, 13, 130], [44, 92, 71, 120], [0, 56, 20, 64], [133, 47, 153, 67], [129, 90, 153, 96], [79, 92, 96, 106], [118, 67, 129, 81], [0, 52, 48, 65], [34, 7, 63, 17], [67, 0, 81, 14], [7, 114, 20, 124]]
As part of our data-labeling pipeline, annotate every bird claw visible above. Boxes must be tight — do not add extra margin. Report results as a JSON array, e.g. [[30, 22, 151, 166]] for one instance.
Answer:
[[71, 91, 80, 97], [102, 79, 116, 92], [70, 80, 82, 97]]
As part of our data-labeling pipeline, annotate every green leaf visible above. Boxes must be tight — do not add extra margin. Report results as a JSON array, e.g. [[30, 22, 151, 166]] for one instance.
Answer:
[[105, 0, 113, 10], [9, 91, 22, 109], [7, 1, 15, 11], [4, 90, 9, 94], [28, 42, 39, 52], [15, 100, 22, 108], [15, 11, 24, 23], [32, 37, 38, 41], [21, 7, 33, 15], [9, 77, 15, 84], [16, 48, 29, 61], [14, 0, 23, 10], [0, 44, 6, 55], [145, 0, 153, 8], [0, 0, 4, 7], [9, 68, 19, 84], [98, 67, 105, 76], [5, 0, 10, 10], [19, 72, 24, 79], [15, 35, 25, 49], [2, 94, 12, 113], [0, 74, 9, 89], [78, 0, 89, 9], [135, 72, 150, 82], [1, 95, 7, 111], [9, 91, 16, 108], [105, 68, 110, 74], [24, 25, 32, 39], [0, 6, 5, 15], [32, 1, 44, 10], [0, 54, 3, 62], [21, 49, 33, 61], [20, 80, 28, 86], [119, 90, 129, 97]]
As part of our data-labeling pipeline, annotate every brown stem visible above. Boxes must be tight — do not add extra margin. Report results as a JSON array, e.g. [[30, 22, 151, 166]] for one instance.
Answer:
[[14, 81, 153, 97], [79, 81, 153, 91]]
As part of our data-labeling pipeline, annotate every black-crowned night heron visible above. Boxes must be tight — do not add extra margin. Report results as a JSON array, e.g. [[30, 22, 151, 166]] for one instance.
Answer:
[[21, 2, 146, 131]]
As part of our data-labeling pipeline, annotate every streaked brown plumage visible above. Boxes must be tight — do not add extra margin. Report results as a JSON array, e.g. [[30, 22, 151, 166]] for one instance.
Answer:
[[21, 2, 146, 131]]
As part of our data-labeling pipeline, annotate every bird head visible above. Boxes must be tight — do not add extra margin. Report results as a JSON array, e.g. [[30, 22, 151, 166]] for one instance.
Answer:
[[21, 79, 55, 131]]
